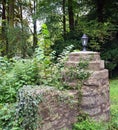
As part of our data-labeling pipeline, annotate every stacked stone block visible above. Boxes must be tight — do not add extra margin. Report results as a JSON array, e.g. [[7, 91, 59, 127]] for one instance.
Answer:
[[66, 51, 110, 121], [36, 87, 79, 130]]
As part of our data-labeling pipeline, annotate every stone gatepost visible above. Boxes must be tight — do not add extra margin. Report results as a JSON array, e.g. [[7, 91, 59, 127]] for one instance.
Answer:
[[66, 51, 110, 121], [24, 51, 110, 130]]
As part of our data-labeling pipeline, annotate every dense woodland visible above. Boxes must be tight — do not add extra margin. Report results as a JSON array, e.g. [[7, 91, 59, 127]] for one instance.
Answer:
[[0, 0, 118, 74], [0, 0, 118, 129]]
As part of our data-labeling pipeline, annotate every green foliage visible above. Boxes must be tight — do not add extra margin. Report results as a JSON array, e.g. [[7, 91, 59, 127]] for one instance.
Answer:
[[42, 42, 88, 89], [0, 56, 12, 73], [73, 118, 103, 130], [0, 57, 40, 129], [38, 24, 53, 56], [34, 44, 74, 89], [77, 19, 114, 51], [63, 60, 90, 90], [0, 0, 118, 74], [7, 26, 30, 57], [0, 58, 39, 103], [101, 38, 118, 77], [16, 86, 42, 130], [12, 59, 39, 85], [0, 103, 20, 130], [109, 79, 118, 130], [102, 49, 118, 70], [52, 39, 81, 57], [109, 107, 118, 130]]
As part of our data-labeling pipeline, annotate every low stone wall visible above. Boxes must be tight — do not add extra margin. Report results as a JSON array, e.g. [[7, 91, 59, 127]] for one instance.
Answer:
[[36, 87, 79, 130]]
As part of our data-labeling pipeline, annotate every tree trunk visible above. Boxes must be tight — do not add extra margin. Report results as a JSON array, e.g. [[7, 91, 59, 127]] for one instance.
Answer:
[[8, 0, 15, 27], [33, 0, 37, 51], [19, 0, 26, 58], [96, 0, 104, 22], [2, 0, 6, 34], [62, 0, 66, 38], [1, 0, 8, 56], [68, 0, 74, 31]]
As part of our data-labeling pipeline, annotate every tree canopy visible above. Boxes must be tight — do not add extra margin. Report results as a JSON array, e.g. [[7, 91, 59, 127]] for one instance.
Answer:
[[0, 0, 118, 73]]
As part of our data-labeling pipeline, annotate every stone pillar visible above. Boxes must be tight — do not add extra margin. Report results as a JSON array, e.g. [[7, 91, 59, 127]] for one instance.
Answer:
[[66, 51, 110, 121]]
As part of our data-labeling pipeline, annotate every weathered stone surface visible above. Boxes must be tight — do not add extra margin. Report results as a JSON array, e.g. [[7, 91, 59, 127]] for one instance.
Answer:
[[88, 60, 104, 71], [84, 69, 109, 86], [92, 111, 110, 121], [66, 51, 110, 122], [81, 106, 101, 116], [36, 88, 79, 130], [68, 51, 100, 62], [81, 93, 108, 107], [66, 60, 104, 71]]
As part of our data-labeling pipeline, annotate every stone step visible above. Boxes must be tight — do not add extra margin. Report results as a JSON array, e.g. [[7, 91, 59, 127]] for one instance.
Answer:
[[68, 51, 100, 62], [66, 60, 104, 71], [62, 69, 109, 89]]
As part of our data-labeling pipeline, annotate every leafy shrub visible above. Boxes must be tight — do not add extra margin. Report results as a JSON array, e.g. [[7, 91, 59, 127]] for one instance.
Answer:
[[34, 45, 75, 89], [16, 86, 42, 130], [0, 56, 13, 74], [52, 39, 81, 57], [0, 58, 40, 129], [0, 103, 20, 130], [12, 59, 40, 85], [102, 49, 118, 71], [0, 58, 40, 103]]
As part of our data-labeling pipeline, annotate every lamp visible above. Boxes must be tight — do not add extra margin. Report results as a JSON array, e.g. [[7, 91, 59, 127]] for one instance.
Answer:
[[81, 34, 88, 51]]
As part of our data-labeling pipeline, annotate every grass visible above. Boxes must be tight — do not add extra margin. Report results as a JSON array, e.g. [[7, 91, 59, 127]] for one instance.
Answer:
[[110, 79, 118, 105], [109, 79, 118, 129]]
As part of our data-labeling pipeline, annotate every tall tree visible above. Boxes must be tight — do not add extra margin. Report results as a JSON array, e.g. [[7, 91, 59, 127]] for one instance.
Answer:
[[33, 0, 37, 51], [96, 0, 105, 22], [62, 0, 66, 37], [68, 0, 74, 31], [18, 0, 27, 57], [1, 0, 8, 56], [8, 0, 15, 27]]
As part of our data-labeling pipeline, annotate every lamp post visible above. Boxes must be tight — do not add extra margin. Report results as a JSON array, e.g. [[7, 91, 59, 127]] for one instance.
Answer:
[[81, 34, 88, 51]]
